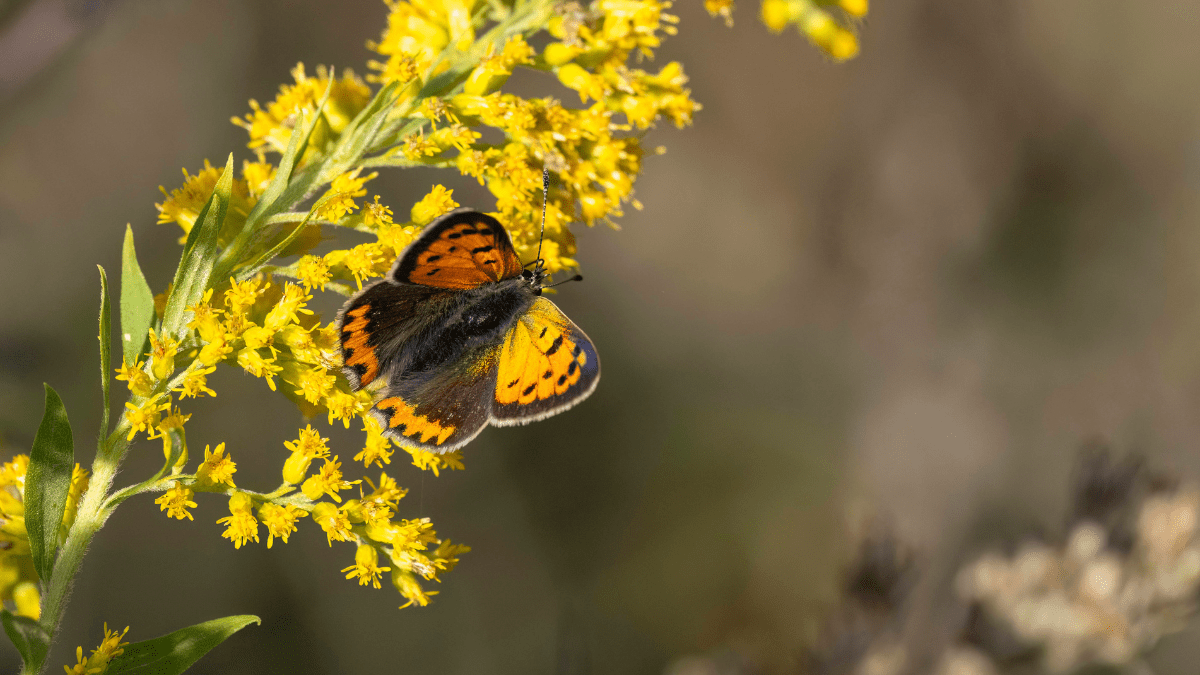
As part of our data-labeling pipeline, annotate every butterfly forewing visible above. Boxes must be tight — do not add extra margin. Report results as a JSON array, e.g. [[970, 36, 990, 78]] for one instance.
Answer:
[[491, 297, 600, 425], [392, 209, 523, 289], [339, 280, 446, 389]]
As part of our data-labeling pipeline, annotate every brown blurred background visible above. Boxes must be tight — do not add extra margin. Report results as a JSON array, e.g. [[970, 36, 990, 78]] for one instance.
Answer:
[[3, 0, 1200, 672]]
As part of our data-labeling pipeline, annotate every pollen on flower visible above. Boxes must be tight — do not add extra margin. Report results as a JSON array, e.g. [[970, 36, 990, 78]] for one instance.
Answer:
[[302, 457, 358, 502], [344, 544, 391, 589], [258, 502, 306, 548], [337, 242, 387, 290], [294, 255, 333, 292], [362, 195, 395, 229], [312, 502, 354, 546], [196, 443, 237, 488], [174, 365, 217, 398], [294, 366, 336, 405], [225, 276, 268, 315], [124, 395, 171, 441], [155, 481, 198, 521], [410, 185, 459, 225], [401, 131, 440, 161], [217, 492, 260, 549], [315, 168, 376, 221]]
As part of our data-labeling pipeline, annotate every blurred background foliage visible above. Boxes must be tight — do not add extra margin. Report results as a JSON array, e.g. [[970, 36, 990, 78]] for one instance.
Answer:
[[3, 0, 1200, 673]]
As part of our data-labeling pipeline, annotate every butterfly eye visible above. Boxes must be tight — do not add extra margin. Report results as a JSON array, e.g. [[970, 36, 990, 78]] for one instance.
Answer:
[[521, 269, 534, 281]]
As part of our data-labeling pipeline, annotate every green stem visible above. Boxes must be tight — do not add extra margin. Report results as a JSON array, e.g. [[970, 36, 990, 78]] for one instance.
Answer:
[[36, 430, 129, 674]]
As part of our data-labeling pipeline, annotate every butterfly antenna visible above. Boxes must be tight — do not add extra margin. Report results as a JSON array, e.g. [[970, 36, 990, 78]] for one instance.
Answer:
[[536, 168, 548, 273], [545, 274, 583, 289]]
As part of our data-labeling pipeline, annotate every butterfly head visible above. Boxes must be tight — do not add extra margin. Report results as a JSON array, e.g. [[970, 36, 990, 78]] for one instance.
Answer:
[[521, 264, 548, 296]]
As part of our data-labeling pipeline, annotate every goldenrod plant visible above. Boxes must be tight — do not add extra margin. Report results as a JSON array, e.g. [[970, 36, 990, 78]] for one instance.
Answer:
[[0, 0, 866, 672]]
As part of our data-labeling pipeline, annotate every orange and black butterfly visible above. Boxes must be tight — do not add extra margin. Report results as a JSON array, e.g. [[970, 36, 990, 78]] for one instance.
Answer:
[[337, 208, 600, 452]]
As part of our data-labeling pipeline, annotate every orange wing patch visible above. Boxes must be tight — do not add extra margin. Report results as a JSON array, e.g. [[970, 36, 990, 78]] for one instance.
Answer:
[[496, 300, 589, 406], [376, 396, 457, 446], [403, 219, 522, 289], [341, 304, 380, 387]]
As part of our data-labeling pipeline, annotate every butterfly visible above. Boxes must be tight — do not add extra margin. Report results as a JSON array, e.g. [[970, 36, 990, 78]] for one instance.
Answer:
[[337, 207, 600, 453]]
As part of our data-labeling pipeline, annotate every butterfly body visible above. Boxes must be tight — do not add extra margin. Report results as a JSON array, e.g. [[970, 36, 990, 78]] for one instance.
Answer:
[[338, 209, 599, 453]]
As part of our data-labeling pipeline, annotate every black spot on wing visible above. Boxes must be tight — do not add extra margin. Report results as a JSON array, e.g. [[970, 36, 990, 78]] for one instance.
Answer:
[[545, 335, 563, 356], [522, 382, 537, 396], [543, 370, 552, 379], [557, 374, 567, 385], [471, 245, 495, 254], [427, 269, 440, 276], [426, 255, 442, 262]]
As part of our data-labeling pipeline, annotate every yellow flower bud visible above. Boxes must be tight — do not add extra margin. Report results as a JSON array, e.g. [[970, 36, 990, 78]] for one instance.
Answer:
[[342, 499, 365, 523], [543, 42, 580, 66], [301, 475, 324, 500], [355, 543, 379, 567], [282, 451, 312, 485]]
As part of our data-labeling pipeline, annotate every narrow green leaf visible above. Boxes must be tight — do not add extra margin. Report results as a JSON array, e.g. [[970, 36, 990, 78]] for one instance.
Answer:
[[327, 82, 400, 171], [161, 154, 234, 336], [120, 225, 155, 368], [97, 265, 112, 445], [105, 615, 260, 675], [1, 609, 49, 672], [235, 207, 323, 282], [26, 384, 74, 583], [240, 77, 334, 230]]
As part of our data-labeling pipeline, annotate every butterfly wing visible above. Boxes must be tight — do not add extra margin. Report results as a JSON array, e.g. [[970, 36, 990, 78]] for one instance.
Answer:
[[491, 297, 600, 425], [338, 279, 449, 390], [368, 345, 500, 451], [391, 208, 523, 289]]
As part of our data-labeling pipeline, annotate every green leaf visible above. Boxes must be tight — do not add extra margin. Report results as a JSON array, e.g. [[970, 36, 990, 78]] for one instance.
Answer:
[[161, 154, 234, 337], [105, 615, 260, 675], [26, 384, 74, 582], [1, 609, 49, 672], [97, 265, 112, 444], [120, 225, 156, 368], [240, 79, 334, 231]]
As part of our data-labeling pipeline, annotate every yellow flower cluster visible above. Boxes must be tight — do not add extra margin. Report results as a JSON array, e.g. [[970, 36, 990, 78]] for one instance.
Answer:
[[361, 0, 698, 272], [233, 63, 372, 161], [155, 159, 275, 241], [717, 0, 865, 60], [144, 0, 855, 611], [0, 453, 89, 620], [63, 624, 130, 675]]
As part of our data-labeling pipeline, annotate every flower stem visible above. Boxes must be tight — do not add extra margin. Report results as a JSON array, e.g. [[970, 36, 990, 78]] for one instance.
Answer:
[[35, 430, 129, 674]]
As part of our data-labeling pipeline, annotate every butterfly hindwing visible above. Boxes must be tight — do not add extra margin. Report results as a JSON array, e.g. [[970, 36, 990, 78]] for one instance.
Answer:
[[491, 297, 600, 425], [391, 209, 523, 290], [338, 279, 448, 390], [368, 346, 500, 451]]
